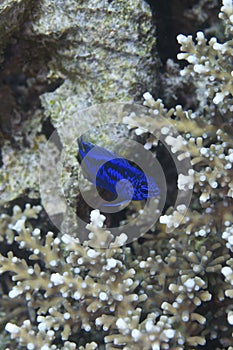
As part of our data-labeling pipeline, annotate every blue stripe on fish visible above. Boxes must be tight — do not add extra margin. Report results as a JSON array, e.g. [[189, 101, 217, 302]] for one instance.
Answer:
[[77, 137, 160, 205]]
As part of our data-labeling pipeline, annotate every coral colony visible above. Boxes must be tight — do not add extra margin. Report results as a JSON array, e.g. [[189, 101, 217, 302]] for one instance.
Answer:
[[0, 0, 233, 349]]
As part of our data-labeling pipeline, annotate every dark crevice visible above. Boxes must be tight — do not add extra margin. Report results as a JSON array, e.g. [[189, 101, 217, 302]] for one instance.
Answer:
[[0, 34, 64, 142], [146, 0, 220, 63], [41, 117, 57, 140]]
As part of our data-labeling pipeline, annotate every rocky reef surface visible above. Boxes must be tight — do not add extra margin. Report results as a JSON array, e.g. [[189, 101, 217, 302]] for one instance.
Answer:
[[0, 0, 232, 349]]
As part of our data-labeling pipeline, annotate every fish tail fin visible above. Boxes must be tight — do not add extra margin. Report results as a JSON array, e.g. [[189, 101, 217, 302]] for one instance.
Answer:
[[77, 135, 84, 150], [77, 136, 95, 163], [77, 136, 85, 163]]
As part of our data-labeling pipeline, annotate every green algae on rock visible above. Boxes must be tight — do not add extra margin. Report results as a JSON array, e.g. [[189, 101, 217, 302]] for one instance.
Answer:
[[28, 0, 158, 131]]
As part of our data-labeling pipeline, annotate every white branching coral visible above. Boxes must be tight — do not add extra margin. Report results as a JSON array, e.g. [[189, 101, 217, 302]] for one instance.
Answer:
[[160, 204, 189, 229], [85, 209, 128, 248], [177, 0, 233, 115], [0, 204, 42, 244], [1, 206, 147, 348], [1, 200, 230, 349], [106, 309, 178, 349], [142, 90, 233, 236], [222, 258, 233, 298], [222, 225, 233, 252]]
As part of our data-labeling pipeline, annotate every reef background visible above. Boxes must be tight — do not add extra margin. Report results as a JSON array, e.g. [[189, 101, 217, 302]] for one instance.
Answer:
[[0, 0, 233, 349]]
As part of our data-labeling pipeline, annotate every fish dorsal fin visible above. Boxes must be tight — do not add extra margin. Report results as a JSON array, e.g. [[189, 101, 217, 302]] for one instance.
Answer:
[[78, 137, 124, 164]]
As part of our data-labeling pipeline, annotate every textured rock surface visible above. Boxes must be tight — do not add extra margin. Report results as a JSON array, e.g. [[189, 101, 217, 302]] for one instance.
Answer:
[[29, 0, 158, 131], [0, 0, 158, 204], [0, 0, 32, 62]]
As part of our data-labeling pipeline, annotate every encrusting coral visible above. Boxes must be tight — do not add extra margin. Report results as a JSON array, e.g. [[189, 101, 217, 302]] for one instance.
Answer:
[[0, 0, 233, 349]]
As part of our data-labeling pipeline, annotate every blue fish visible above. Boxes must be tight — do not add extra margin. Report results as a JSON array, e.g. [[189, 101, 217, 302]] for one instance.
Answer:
[[77, 137, 160, 206]]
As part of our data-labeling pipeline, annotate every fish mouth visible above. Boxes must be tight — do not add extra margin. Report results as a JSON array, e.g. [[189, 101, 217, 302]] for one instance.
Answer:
[[140, 176, 160, 198], [148, 187, 160, 197]]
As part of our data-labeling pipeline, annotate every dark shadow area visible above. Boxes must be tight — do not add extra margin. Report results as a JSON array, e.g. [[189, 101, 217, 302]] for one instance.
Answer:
[[146, 0, 220, 63]]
